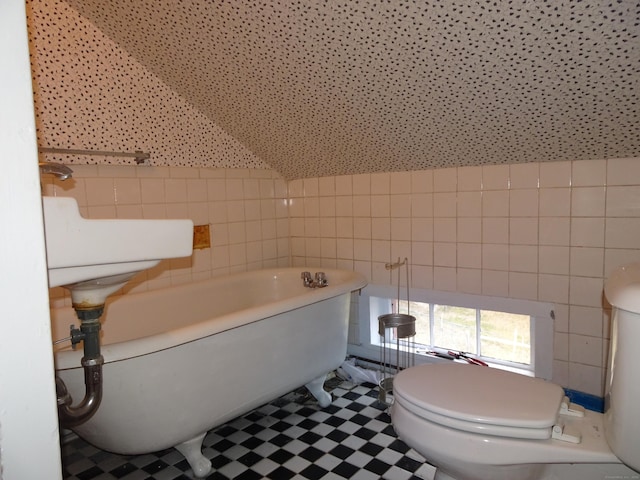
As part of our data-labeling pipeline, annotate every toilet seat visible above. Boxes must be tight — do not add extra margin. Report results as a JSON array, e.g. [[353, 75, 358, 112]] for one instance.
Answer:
[[393, 363, 565, 440]]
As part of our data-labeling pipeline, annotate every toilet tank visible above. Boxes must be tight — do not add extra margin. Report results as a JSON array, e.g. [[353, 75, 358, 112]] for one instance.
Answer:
[[603, 263, 640, 472]]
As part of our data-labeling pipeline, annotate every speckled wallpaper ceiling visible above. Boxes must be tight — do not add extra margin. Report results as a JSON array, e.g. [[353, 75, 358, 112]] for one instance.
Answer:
[[48, 1, 640, 179], [28, 0, 268, 170]]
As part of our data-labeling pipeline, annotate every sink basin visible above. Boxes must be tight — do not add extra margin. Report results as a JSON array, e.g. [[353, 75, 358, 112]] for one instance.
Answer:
[[43, 197, 194, 305]]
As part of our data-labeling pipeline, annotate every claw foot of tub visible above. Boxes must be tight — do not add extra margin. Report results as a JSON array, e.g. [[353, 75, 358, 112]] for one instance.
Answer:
[[305, 374, 332, 408], [175, 432, 212, 478]]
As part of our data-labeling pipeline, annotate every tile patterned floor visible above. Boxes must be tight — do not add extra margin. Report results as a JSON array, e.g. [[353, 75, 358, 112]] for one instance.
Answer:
[[61, 379, 434, 480]]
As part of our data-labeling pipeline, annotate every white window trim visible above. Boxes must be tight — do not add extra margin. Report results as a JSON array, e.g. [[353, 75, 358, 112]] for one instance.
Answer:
[[348, 284, 554, 380]]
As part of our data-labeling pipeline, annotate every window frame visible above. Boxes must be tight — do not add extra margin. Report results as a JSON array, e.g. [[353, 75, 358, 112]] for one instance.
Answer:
[[349, 284, 554, 380]]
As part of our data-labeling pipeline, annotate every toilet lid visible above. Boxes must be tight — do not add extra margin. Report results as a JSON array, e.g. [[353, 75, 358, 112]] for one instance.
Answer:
[[393, 363, 565, 439]]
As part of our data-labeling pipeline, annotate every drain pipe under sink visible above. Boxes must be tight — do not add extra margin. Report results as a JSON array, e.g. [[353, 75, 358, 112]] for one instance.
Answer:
[[55, 304, 105, 427]]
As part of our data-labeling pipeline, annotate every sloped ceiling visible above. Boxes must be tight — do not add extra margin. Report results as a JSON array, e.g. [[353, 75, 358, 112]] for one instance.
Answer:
[[65, 0, 639, 180]]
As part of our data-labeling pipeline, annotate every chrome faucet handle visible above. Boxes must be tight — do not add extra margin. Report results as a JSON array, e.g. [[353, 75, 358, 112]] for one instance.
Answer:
[[314, 272, 327, 287], [301, 271, 313, 287]]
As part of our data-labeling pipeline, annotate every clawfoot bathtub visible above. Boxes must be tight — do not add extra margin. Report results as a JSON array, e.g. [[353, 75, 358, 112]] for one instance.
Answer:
[[52, 267, 366, 477]]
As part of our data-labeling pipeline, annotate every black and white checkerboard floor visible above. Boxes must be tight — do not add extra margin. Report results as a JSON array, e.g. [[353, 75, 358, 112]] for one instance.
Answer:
[[61, 379, 435, 480]]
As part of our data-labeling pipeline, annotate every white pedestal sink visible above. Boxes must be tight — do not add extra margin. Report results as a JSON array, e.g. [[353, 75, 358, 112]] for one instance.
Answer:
[[43, 196, 194, 306]]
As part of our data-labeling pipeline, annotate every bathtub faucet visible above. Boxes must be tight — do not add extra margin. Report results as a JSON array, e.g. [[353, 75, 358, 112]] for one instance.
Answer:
[[301, 271, 328, 288]]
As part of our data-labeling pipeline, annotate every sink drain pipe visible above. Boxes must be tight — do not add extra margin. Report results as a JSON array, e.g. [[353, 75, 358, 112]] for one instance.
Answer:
[[55, 304, 104, 427]]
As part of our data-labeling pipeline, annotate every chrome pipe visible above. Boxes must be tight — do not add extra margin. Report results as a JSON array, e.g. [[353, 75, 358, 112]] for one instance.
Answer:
[[55, 306, 104, 427], [39, 147, 150, 164], [56, 357, 103, 427]]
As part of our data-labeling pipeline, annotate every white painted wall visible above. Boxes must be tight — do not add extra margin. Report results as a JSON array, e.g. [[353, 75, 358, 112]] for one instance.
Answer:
[[0, 1, 62, 478]]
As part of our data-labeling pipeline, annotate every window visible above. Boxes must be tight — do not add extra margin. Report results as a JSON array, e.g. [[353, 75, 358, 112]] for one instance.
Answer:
[[350, 285, 554, 379], [399, 300, 531, 367]]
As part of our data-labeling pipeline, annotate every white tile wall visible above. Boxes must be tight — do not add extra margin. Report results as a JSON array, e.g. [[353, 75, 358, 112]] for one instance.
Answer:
[[44, 157, 640, 398], [290, 158, 640, 397], [45, 165, 289, 306], [457, 166, 482, 192], [539, 161, 571, 188]]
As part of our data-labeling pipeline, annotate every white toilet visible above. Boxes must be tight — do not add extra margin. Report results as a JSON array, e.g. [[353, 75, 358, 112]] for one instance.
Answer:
[[390, 263, 640, 480]]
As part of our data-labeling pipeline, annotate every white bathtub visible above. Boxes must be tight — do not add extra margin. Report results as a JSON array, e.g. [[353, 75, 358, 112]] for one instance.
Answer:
[[52, 267, 366, 477]]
